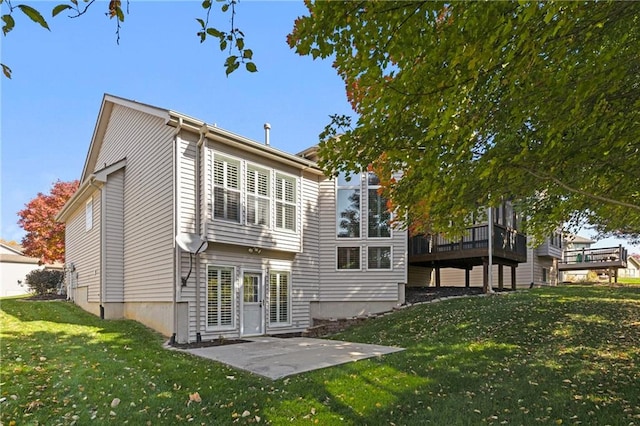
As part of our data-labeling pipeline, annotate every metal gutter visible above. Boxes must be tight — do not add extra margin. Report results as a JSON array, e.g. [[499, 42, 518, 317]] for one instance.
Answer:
[[166, 113, 324, 175]]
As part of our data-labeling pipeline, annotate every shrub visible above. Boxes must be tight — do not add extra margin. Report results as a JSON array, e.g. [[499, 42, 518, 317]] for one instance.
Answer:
[[587, 270, 600, 282], [25, 269, 63, 296]]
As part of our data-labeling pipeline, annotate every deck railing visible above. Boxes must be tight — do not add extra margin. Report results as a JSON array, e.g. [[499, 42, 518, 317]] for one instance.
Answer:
[[560, 245, 627, 269], [409, 224, 527, 259]]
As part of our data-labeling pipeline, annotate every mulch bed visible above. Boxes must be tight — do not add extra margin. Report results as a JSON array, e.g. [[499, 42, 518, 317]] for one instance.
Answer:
[[172, 339, 251, 349], [22, 294, 67, 301], [405, 286, 510, 305]]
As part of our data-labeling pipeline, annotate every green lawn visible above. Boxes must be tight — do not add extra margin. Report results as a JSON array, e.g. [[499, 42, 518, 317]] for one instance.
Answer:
[[2, 286, 639, 425], [618, 276, 640, 285]]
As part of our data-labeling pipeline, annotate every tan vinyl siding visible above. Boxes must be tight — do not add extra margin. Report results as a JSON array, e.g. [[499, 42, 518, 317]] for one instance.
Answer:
[[177, 130, 198, 234], [104, 169, 124, 302], [177, 147, 319, 341], [318, 175, 407, 303], [291, 171, 320, 329], [184, 245, 303, 342], [535, 241, 563, 259], [65, 190, 101, 302], [438, 266, 510, 287], [408, 265, 433, 287], [438, 248, 557, 288], [96, 104, 175, 301], [439, 267, 483, 287]]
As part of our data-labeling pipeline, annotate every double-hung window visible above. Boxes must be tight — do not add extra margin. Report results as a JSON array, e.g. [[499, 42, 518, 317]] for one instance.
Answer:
[[269, 271, 290, 325], [336, 173, 360, 238], [367, 173, 390, 238], [368, 246, 392, 270], [337, 247, 360, 270], [207, 266, 234, 328], [213, 156, 241, 222], [275, 174, 296, 231], [246, 166, 270, 226]]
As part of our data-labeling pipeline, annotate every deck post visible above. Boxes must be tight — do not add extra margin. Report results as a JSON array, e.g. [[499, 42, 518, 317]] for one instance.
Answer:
[[465, 268, 470, 288], [498, 264, 504, 290], [511, 266, 516, 290], [435, 267, 441, 288], [482, 259, 489, 293]]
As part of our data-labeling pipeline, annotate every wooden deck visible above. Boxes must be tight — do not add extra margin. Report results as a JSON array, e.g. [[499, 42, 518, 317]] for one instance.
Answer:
[[409, 224, 527, 268], [408, 224, 528, 292], [559, 246, 628, 272]]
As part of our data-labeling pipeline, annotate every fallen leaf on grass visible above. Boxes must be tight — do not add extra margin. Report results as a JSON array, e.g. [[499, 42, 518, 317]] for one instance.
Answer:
[[26, 400, 43, 411], [187, 392, 201, 406]]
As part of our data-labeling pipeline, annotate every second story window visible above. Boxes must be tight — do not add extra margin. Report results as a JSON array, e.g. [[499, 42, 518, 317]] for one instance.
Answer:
[[246, 166, 270, 226], [336, 173, 360, 238], [367, 173, 390, 238], [213, 156, 240, 222], [275, 174, 296, 231]]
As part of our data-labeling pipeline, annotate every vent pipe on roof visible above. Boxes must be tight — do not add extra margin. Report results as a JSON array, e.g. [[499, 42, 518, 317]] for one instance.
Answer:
[[264, 123, 271, 146]]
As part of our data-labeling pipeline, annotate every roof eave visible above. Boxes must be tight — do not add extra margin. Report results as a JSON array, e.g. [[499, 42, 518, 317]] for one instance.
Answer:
[[167, 112, 324, 175]]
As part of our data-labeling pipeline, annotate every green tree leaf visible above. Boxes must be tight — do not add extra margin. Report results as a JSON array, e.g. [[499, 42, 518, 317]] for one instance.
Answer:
[[289, 1, 640, 244], [115, 6, 124, 22], [52, 4, 72, 17], [2, 14, 15, 35], [1, 63, 12, 79], [245, 61, 257, 72], [206, 27, 222, 38], [17, 4, 50, 30]]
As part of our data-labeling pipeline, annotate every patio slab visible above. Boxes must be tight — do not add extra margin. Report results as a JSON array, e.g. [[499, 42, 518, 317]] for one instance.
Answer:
[[176, 336, 404, 380]]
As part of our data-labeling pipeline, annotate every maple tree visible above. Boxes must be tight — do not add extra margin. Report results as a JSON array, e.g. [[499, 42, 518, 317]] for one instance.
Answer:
[[17, 180, 79, 264], [289, 1, 640, 244]]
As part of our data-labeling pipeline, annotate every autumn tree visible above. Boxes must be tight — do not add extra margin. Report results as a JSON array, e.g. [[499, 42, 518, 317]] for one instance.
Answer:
[[17, 180, 79, 264], [289, 1, 640, 245]]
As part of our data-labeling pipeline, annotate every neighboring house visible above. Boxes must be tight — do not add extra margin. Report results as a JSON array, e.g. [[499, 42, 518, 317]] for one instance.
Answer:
[[0, 243, 63, 296], [618, 256, 640, 278], [563, 234, 595, 251], [56, 95, 407, 343], [561, 234, 595, 281], [559, 235, 629, 282], [0, 243, 39, 296]]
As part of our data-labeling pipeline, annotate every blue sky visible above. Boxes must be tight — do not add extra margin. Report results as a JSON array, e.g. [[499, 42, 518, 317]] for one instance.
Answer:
[[1, 1, 637, 255], [1, 1, 352, 241]]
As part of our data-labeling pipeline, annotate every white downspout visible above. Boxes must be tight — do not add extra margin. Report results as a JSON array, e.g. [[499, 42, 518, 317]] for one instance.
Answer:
[[89, 179, 106, 318], [531, 245, 535, 288], [487, 207, 494, 294], [195, 125, 207, 343], [171, 117, 183, 345]]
